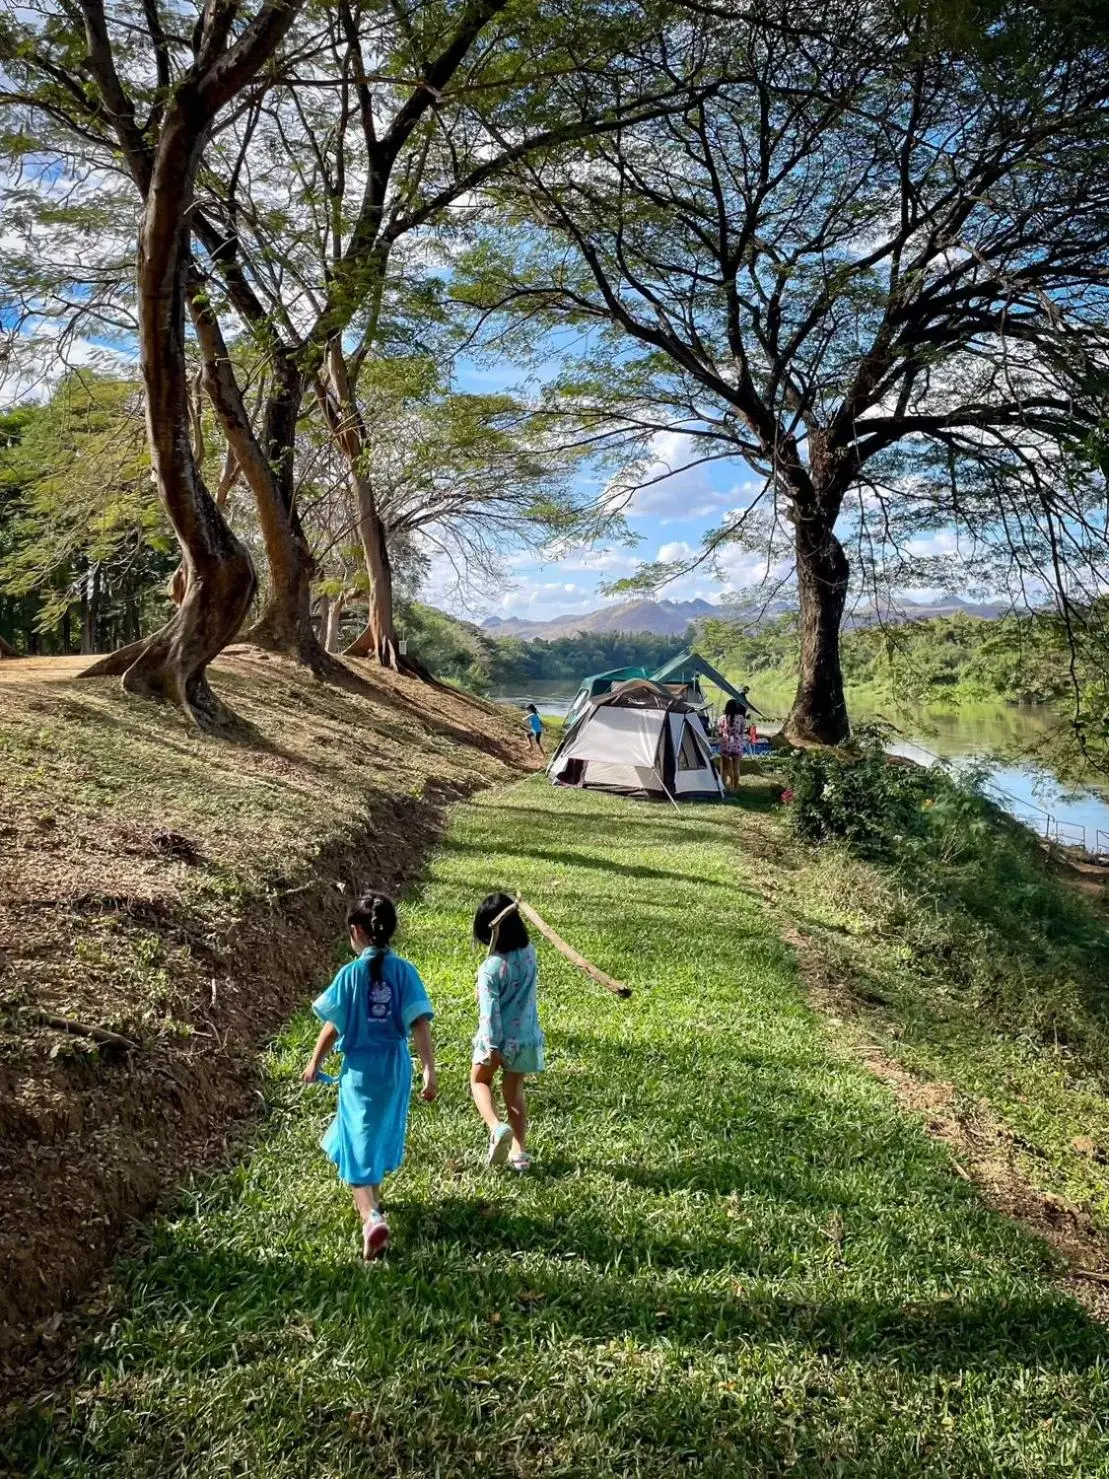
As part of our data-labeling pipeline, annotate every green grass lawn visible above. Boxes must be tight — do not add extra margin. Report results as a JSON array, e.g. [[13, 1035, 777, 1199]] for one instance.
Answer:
[[9, 780, 1109, 1477]]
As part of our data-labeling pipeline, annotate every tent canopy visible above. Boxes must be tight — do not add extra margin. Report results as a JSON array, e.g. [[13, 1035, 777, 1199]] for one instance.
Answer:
[[650, 649, 744, 701], [577, 665, 650, 698], [565, 665, 651, 723]]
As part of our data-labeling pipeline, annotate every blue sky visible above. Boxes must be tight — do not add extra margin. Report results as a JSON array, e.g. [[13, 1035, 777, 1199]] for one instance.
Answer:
[[432, 349, 789, 626], [443, 442, 777, 626]]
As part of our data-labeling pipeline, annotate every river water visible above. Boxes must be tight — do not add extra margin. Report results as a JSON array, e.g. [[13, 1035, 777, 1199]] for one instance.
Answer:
[[495, 685, 1109, 851]]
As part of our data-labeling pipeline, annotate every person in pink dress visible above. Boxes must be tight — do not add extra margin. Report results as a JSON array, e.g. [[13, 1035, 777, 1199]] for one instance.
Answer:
[[717, 698, 746, 792]]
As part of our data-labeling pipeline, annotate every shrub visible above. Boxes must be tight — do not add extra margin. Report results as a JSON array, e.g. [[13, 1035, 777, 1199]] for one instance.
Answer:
[[784, 728, 929, 856]]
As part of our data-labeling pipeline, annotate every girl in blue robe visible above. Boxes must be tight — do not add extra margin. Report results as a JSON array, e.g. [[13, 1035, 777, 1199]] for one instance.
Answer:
[[302, 893, 436, 1259]]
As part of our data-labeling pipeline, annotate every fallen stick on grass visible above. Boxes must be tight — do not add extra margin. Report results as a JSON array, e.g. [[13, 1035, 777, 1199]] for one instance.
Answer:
[[34, 1011, 138, 1051], [515, 897, 632, 999]]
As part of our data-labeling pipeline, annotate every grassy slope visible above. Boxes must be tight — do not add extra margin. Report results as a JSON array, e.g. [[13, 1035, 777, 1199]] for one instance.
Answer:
[[0, 653, 528, 1347], [744, 789, 1109, 1236], [9, 781, 1109, 1476]]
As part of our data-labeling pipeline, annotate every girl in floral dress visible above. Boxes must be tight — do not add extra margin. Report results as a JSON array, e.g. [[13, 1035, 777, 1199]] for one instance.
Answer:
[[469, 893, 545, 1171]]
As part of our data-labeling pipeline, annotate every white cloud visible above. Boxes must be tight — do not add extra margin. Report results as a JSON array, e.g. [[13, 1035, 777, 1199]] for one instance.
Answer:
[[906, 530, 960, 558], [657, 540, 697, 564]]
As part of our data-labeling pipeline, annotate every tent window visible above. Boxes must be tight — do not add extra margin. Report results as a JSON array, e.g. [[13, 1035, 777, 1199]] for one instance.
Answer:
[[676, 724, 702, 770]]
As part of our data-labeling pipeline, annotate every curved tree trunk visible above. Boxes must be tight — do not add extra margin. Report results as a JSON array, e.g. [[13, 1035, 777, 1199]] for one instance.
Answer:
[[72, 0, 306, 723], [0, 634, 14, 658], [240, 352, 334, 671], [81, 92, 255, 727], [784, 509, 851, 746], [186, 288, 336, 675], [169, 447, 239, 606], [342, 495, 402, 665], [318, 350, 417, 673]]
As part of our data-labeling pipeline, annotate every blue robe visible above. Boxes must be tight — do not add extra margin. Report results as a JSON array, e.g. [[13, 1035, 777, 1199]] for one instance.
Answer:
[[313, 947, 434, 1187]]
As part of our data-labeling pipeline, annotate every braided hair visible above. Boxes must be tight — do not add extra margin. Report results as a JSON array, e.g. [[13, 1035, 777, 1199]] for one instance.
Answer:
[[347, 892, 397, 985]]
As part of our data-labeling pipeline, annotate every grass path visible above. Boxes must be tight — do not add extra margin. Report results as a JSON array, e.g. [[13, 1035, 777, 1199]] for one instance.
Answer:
[[9, 780, 1109, 1476]]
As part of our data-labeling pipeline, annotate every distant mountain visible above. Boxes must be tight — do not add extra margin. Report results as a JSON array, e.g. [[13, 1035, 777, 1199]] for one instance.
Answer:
[[482, 597, 718, 640], [480, 593, 1010, 641], [845, 595, 1010, 628]]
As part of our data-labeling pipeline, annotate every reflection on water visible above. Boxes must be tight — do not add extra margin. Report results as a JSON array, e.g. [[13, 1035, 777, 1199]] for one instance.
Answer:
[[495, 687, 1109, 849], [881, 707, 1109, 850]]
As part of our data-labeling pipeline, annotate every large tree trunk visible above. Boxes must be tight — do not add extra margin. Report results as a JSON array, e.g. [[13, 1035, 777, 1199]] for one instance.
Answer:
[[784, 509, 850, 746], [82, 94, 255, 728], [316, 349, 414, 672], [189, 306, 334, 674], [343, 495, 401, 664]]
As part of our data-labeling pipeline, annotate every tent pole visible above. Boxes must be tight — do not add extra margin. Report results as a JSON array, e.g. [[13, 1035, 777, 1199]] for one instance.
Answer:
[[652, 769, 682, 810]]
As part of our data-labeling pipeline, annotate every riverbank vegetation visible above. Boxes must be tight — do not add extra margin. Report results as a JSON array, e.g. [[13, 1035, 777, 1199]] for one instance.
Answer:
[[699, 609, 1109, 770], [7, 777, 1109, 1475]]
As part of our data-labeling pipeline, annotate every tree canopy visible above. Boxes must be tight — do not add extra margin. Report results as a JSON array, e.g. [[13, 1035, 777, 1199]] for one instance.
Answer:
[[1, 0, 1106, 744]]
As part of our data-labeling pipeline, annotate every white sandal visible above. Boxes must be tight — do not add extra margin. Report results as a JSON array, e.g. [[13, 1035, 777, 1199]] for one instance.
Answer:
[[508, 1151, 532, 1173], [487, 1122, 513, 1167], [362, 1212, 390, 1260]]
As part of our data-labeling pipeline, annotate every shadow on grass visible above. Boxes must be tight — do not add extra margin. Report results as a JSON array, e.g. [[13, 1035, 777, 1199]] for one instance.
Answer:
[[439, 835, 728, 888]]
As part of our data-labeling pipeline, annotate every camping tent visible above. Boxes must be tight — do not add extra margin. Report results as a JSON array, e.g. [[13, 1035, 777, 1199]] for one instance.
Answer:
[[650, 650, 744, 707], [564, 665, 650, 725], [548, 679, 723, 802]]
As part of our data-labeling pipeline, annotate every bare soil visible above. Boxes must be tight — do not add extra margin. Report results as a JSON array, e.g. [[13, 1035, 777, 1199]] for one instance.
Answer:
[[0, 650, 533, 1375]]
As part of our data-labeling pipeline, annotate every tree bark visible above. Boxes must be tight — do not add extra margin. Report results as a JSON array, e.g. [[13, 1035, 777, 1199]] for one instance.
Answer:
[[784, 508, 851, 746], [342, 494, 401, 664], [79, 576, 92, 655], [187, 287, 333, 673], [316, 351, 413, 672], [73, 0, 306, 724], [0, 634, 14, 658], [81, 89, 255, 727], [324, 592, 347, 652]]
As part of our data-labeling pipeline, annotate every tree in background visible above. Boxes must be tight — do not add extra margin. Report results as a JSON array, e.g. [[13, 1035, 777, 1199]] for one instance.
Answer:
[[462, 0, 1109, 744], [0, 375, 176, 655]]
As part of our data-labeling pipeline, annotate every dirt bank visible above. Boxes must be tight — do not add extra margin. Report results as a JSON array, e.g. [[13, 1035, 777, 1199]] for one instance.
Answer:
[[0, 651, 530, 1373]]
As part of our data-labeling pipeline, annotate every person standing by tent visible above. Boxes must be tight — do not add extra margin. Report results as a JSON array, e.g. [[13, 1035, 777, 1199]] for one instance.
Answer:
[[718, 698, 747, 792], [524, 704, 545, 755]]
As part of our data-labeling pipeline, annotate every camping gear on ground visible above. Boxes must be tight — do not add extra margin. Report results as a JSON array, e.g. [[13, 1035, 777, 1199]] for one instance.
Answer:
[[547, 678, 724, 804]]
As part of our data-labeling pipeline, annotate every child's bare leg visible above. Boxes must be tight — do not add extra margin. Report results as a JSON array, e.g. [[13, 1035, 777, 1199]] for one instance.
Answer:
[[502, 1071, 527, 1154], [351, 1183, 381, 1222], [470, 1059, 503, 1130]]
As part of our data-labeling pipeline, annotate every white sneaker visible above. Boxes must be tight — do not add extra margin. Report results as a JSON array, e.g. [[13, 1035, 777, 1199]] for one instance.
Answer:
[[486, 1122, 513, 1167]]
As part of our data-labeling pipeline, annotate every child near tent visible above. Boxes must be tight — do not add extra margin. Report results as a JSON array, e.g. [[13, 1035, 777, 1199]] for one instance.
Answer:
[[302, 893, 437, 1259], [718, 698, 745, 791], [524, 703, 545, 754], [470, 893, 545, 1171]]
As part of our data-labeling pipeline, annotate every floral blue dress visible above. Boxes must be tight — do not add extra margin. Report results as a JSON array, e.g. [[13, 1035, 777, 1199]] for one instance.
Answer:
[[313, 947, 434, 1187], [473, 944, 545, 1074]]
